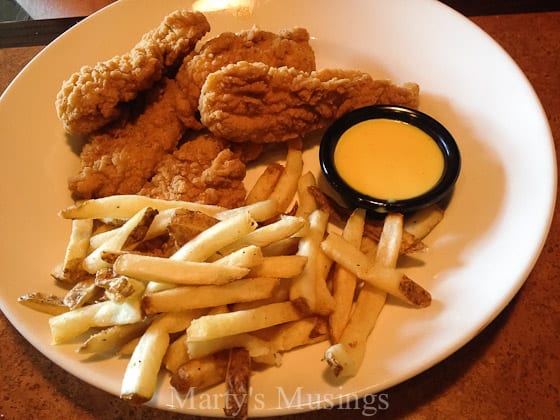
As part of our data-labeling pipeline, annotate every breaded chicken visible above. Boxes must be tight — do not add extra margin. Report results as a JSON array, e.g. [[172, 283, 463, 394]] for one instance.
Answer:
[[139, 134, 247, 208], [175, 26, 316, 129], [68, 78, 184, 199], [56, 10, 210, 135], [199, 61, 420, 143]]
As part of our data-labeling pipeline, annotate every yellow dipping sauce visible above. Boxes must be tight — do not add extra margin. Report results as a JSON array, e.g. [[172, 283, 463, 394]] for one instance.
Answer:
[[334, 118, 444, 200]]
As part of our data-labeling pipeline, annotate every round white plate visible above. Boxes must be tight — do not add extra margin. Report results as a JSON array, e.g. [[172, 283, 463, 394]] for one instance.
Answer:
[[0, 0, 555, 417]]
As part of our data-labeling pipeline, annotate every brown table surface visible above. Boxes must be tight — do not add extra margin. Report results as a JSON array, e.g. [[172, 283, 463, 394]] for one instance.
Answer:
[[1, 7, 559, 420]]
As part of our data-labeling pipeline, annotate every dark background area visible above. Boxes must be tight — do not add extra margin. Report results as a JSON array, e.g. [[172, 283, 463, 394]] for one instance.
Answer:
[[1, 0, 560, 22]]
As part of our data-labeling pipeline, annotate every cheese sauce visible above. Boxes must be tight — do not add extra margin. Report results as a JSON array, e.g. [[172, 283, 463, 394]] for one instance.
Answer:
[[333, 118, 444, 200]]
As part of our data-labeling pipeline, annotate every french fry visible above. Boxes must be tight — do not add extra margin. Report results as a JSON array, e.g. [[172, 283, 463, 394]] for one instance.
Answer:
[[187, 332, 273, 359], [49, 297, 143, 344], [261, 237, 300, 256], [82, 207, 158, 274], [145, 211, 259, 293], [295, 171, 318, 219], [404, 204, 444, 240], [329, 208, 365, 342], [63, 277, 98, 310], [309, 186, 425, 253], [215, 199, 279, 223], [213, 245, 263, 267], [253, 317, 328, 355], [245, 163, 284, 204], [78, 318, 152, 354], [59, 195, 224, 219], [120, 310, 204, 403], [320, 232, 431, 307], [170, 351, 229, 393], [52, 218, 93, 283], [224, 348, 251, 419], [114, 253, 250, 286], [248, 255, 307, 278], [117, 336, 141, 357], [171, 211, 257, 262], [187, 301, 303, 342], [164, 333, 190, 374], [229, 278, 290, 312], [17, 292, 68, 315], [314, 248, 336, 316], [289, 209, 334, 314], [90, 209, 180, 250], [324, 285, 386, 377], [218, 215, 306, 256], [325, 214, 404, 377], [142, 277, 280, 315], [268, 139, 304, 213]]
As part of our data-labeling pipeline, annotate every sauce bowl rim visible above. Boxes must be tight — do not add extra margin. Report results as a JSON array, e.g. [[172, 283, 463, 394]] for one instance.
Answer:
[[319, 104, 461, 214]]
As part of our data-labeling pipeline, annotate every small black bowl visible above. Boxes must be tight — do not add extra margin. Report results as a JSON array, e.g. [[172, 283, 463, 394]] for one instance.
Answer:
[[319, 105, 461, 214]]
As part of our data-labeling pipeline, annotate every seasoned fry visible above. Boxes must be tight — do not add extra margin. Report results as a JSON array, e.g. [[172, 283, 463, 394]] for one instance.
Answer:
[[17, 292, 68, 315], [78, 318, 152, 354], [121, 310, 204, 403], [63, 277, 98, 310], [171, 211, 257, 262], [245, 163, 284, 204], [187, 332, 273, 359], [214, 199, 279, 223], [49, 296, 143, 344], [328, 208, 365, 342], [295, 171, 318, 219], [324, 285, 386, 377], [170, 351, 229, 393], [248, 255, 307, 278], [320, 232, 431, 307], [309, 186, 425, 253], [164, 333, 190, 374], [261, 237, 300, 256], [53, 218, 93, 283], [404, 204, 444, 240], [253, 317, 328, 355], [142, 277, 280, 315], [83, 207, 158, 274], [289, 209, 334, 314], [213, 245, 263, 267], [59, 194, 224, 219], [218, 215, 306, 256], [268, 140, 304, 213], [114, 253, 250, 285], [187, 301, 303, 342], [224, 348, 251, 419]]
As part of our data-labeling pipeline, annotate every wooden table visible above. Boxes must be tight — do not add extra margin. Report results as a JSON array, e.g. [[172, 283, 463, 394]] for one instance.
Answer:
[[1, 5, 559, 419]]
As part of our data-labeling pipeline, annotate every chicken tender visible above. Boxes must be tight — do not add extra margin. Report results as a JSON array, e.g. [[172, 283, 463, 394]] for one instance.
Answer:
[[68, 78, 184, 199], [175, 26, 316, 129], [199, 61, 420, 143], [139, 134, 247, 208], [56, 10, 210, 135]]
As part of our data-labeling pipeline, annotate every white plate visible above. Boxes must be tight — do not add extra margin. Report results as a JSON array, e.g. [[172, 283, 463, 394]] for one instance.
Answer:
[[0, 0, 556, 417]]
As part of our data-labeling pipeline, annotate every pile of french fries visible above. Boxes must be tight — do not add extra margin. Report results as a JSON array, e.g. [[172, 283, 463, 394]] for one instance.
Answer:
[[18, 139, 444, 418]]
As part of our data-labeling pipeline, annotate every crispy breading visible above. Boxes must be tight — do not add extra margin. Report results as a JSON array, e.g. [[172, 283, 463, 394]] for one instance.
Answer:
[[68, 78, 184, 199], [175, 26, 316, 129], [56, 10, 210, 135], [139, 134, 247, 208], [199, 61, 420, 143]]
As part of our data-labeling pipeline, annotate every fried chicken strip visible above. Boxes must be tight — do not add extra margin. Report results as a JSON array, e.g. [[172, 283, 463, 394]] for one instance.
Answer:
[[68, 78, 184, 199], [175, 26, 316, 130], [56, 10, 210, 135], [199, 61, 420, 143], [139, 134, 247, 208]]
